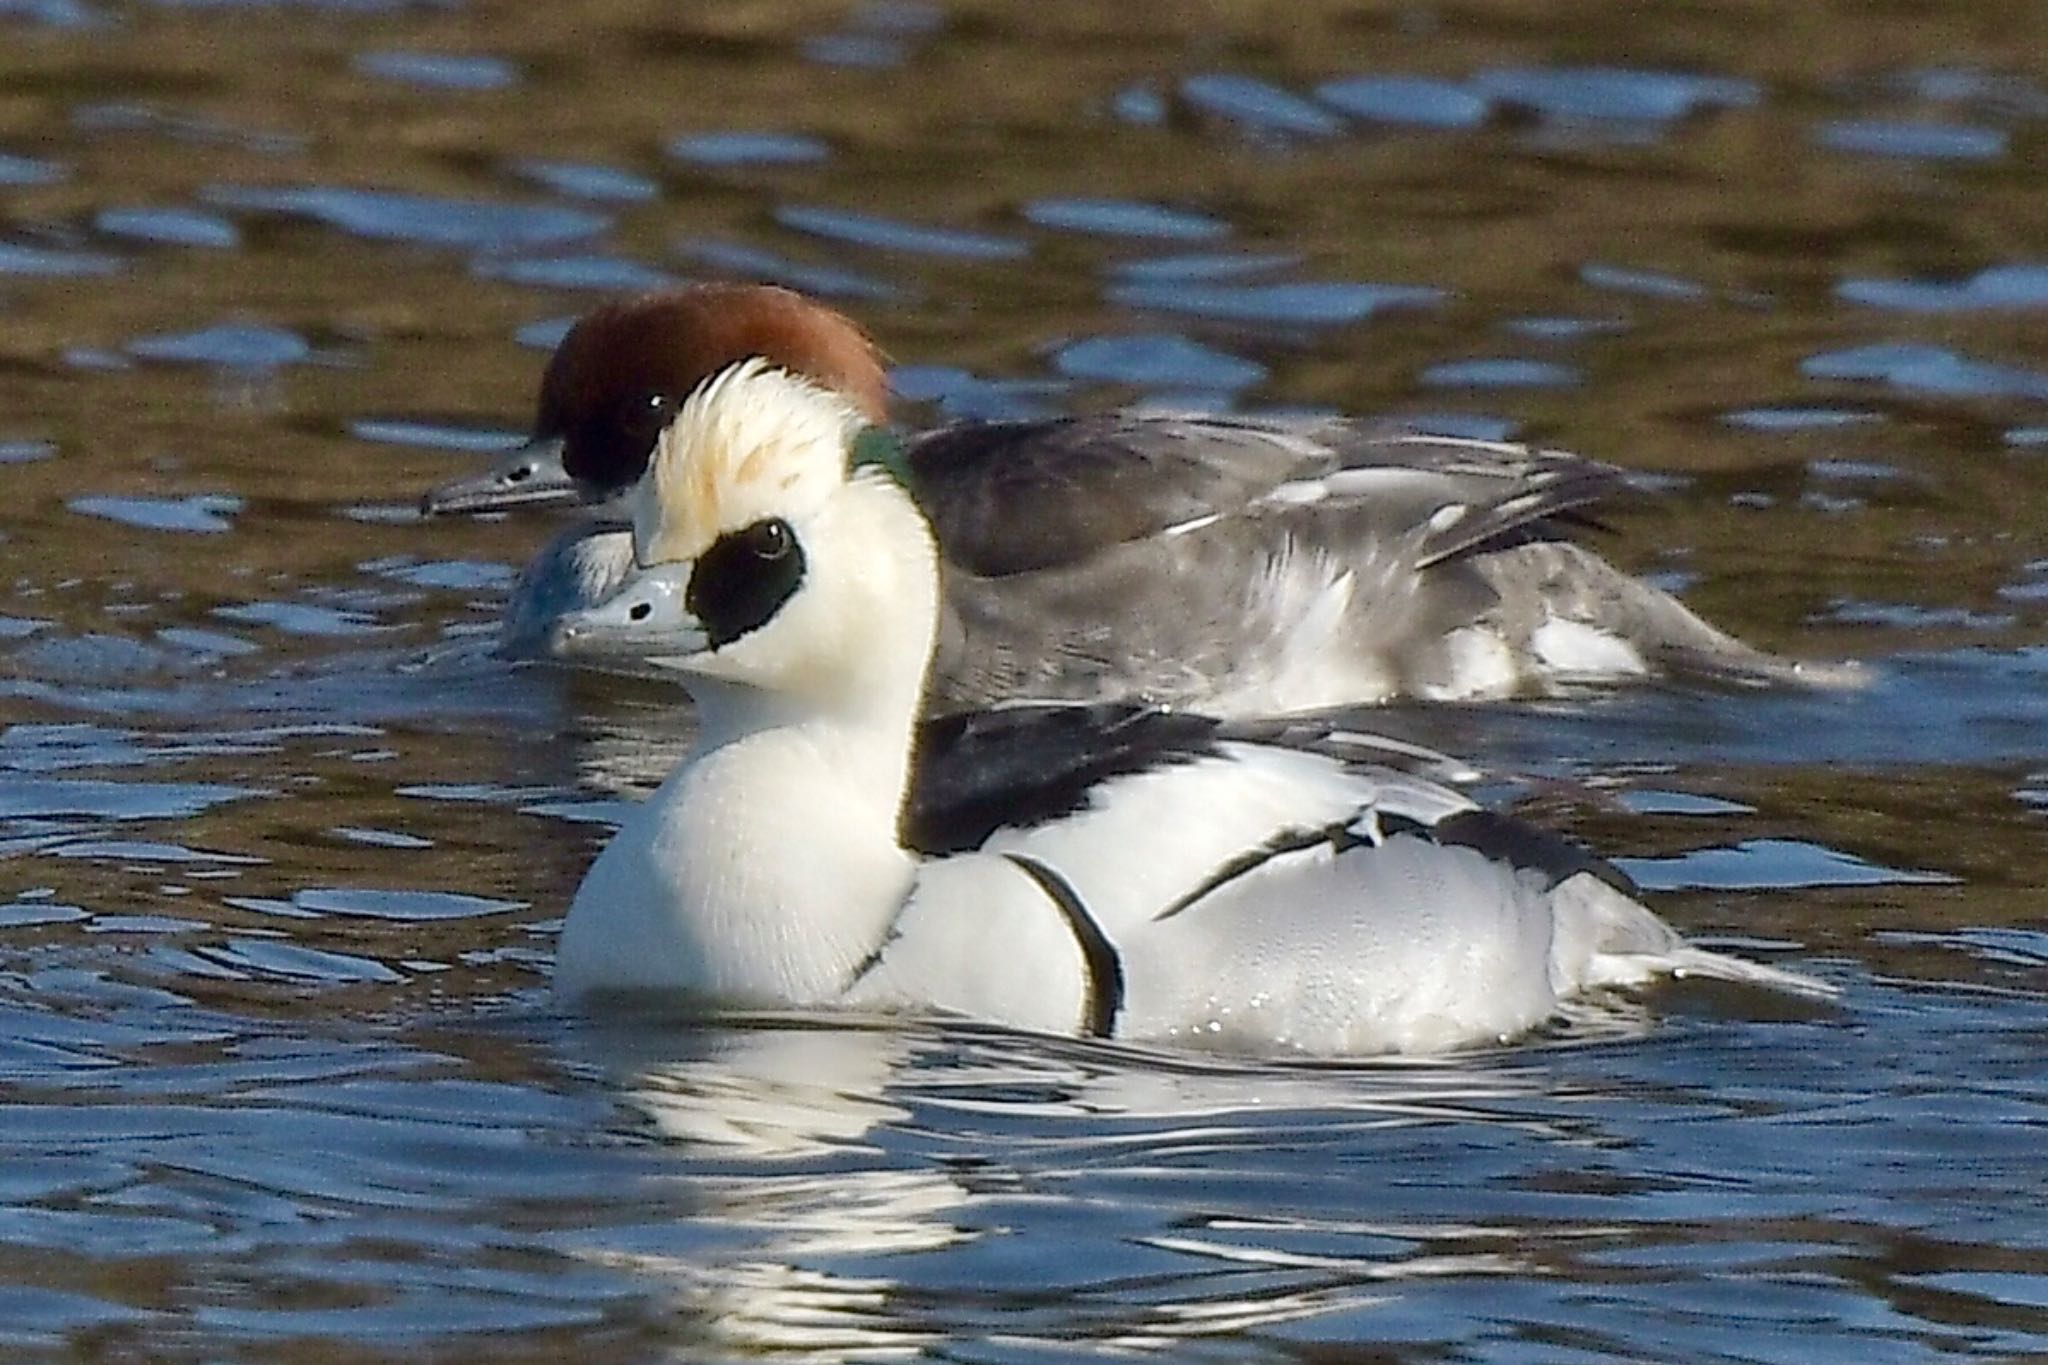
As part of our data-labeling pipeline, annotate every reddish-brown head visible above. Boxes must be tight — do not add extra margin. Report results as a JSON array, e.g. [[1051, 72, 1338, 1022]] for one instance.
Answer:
[[537, 284, 890, 497]]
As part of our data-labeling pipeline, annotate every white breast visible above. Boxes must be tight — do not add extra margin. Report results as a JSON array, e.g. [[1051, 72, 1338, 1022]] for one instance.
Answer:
[[557, 727, 916, 1006]]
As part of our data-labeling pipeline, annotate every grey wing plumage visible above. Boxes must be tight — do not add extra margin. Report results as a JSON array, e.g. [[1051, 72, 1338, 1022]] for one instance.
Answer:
[[1279, 430, 1630, 569], [907, 413, 1360, 576], [908, 413, 1629, 578], [909, 411, 1859, 710]]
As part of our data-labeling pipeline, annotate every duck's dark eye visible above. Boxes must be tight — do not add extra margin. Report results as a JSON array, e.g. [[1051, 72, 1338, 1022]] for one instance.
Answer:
[[633, 392, 677, 435], [562, 392, 682, 490], [743, 519, 792, 562], [686, 517, 806, 648], [620, 392, 675, 440]]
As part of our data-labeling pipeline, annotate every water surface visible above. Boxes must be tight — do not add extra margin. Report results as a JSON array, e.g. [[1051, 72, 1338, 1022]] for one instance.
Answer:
[[2, 0, 2046, 1359]]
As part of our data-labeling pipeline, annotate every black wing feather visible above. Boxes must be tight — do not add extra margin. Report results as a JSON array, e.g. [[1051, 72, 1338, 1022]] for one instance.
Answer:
[[1433, 808, 1640, 896], [904, 703, 1223, 855]]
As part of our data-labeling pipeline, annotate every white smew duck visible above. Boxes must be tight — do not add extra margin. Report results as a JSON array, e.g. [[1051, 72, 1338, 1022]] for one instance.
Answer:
[[426, 285, 1858, 717], [548, 359, 1834, 1054]]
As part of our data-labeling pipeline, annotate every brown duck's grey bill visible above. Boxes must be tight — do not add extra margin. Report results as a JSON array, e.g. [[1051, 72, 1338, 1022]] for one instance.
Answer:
[[419, 435, 576, 516]]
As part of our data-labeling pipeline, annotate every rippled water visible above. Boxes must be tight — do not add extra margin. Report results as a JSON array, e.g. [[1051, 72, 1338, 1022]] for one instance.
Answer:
[[3, 1, 2046, 1359]]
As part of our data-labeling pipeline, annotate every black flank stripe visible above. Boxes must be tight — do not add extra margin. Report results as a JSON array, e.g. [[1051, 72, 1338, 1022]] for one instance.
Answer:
[[1004, 854, 1124, 1038], [841, 892, 913, 994], [1154, 819, 1358, 923]]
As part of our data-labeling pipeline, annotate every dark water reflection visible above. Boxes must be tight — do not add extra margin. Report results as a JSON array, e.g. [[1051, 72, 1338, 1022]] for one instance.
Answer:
[[3, 0, 2047, 1358]]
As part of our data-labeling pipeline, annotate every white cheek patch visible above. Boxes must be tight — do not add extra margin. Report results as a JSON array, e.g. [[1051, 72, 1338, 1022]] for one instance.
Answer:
[[1530, 618, 1647, 678]]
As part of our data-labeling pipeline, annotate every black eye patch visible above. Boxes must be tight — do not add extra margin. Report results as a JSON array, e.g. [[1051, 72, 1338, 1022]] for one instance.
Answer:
[[685, 517, 805, 648]]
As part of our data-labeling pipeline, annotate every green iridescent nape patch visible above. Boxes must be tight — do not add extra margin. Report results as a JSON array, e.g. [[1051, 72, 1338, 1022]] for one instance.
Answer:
[[849, 425, 915, 489]]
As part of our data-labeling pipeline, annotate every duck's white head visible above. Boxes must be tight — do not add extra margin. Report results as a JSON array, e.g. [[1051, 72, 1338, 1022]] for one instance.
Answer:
[[553, 358, 937, 726]]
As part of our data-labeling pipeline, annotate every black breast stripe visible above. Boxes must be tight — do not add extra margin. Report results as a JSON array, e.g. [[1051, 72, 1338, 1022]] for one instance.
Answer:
[[1004, 853, 1124, 1038]]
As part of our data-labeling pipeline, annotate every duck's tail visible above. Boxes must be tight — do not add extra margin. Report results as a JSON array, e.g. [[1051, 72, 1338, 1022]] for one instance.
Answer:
[[1649, 942, 1841, 999], [1554, 872, 1840, 1001], [1481, 541, 1869, 693]]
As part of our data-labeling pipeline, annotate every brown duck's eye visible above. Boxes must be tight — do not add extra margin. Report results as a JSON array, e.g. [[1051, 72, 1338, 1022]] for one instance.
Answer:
[[623, 392, 676, 439]]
